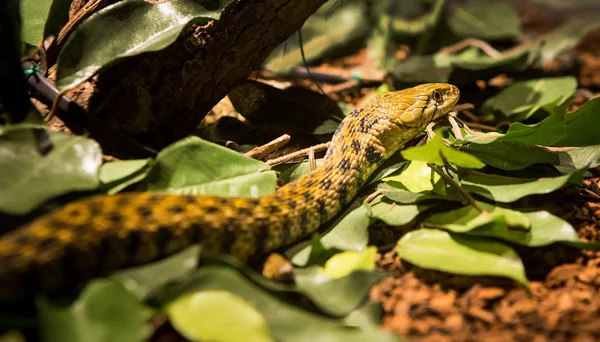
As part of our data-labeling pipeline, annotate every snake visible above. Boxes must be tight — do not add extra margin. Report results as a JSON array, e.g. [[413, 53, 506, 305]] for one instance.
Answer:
[[0, 83, 459, 298]]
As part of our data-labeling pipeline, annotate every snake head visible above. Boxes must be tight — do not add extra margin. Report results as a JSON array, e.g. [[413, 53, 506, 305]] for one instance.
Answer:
[[389, 83, 460, 129]]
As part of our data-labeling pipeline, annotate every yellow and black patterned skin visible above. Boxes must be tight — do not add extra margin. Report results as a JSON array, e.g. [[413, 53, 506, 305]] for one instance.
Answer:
[[0, 83, 459, 298]]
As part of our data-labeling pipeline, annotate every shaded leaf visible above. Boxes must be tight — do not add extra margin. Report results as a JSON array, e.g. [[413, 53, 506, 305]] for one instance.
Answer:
[[367, 195, 433, 226], [448, 1, 520, 40], [275, 160, 324, 184], [397, 228, 528, 285], [20, 0, 53, 44], [0, 125, 101, 215], [143, 136, 276, 197], [57, 0, 234, 89], [482, 77, 576, 121], [265, 1, 369, 74], [425, 202, 531, 233], [468, 211, 579, 247], [553, 97, 600, 147], [461, 142, 560, 171], [37, 280, 149, 342], [99, 159, 152, 194], [401, 132, 485, 168], [538, 13, 600, 66], [555, 145, 600, 173], [167, 291, 273, 342], [290, 202, 370, 266], [461, 170, 584, 203]]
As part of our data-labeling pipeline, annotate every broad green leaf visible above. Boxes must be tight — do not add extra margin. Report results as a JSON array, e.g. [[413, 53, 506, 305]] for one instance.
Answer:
[[554, 97, 600, 147], [320, 247, 377, 279], [425, 202, 531, 233], [265, 1, 369, 74], [57, 0, 235, 89], [538, 13, 600, 66], [294, 266, 388, 317], [461, 170, 583, 203], [555, 145, 600, 173], [377, 183, 449, 204], [392, 54, 454, 83], [468, 211, 579, 247], [37, 280, 149, 342], [0, 125, 101, 215], [160, 266, 401, 342], [367, 195, 433, 226], [401, 132, 485, 168], [383, 161, 441, 193], [112, 246, 201, 300], [143, 136, 275, 197], [290, 202, 370, 266], [20, 0, 53, 44], [167, 291, 273, 342], [99, 159, 152, 194], [448, 1, 520, 40], [482, 77, 576, 121], [397, 228, 528, 285], [275, 160, 324, 184], [461, 142, 560, 171]]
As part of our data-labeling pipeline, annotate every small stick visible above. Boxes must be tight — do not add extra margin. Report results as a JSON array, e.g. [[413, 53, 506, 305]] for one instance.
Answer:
[[439, 38, 502, 59], [308, 147, 317, 171], [364, 189, 382, 203], [46, 87, 71, 122], [429, 163, 485, 214], [245, 134, 291, 160], [325, 79, 360, 94], [265, 142, 330, 167]]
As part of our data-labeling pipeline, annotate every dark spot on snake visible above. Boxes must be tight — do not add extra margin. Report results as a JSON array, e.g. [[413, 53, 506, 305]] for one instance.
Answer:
[[322, 179, 332, 190], [332, 122, 345, 136], [146, 194, 163, 204], [317, 199, 328, 223], [115, 196, 131, 207], [107, 212, 122, 223], [339, 158, 351, 171], [168, 205, 185, 214], [252, 220, 268, 256], [156, 226, 172, 257], [268, 205, 280, 214], [67, 208, 82, 218], [39, 236, 59, 249], [217, 197, 230, 206], [247, 198, 260, 207], [87, 202, 103, 216], [137, 207, 153, 219], [359, 117, 378, 133], [14, 234, 34, 246], [349, 108, 363, 117], [280, 220, 292, 245], [190, 222, 203, 243], [351, 139, 361, 151], [237, 207, 252, 216], [205, 206, 219, 214], [365, 145, 383, 163], [303, 192, 313, 202], [288, 200, 297, 209], [221, 224, 236, 254], [127, 230, 143, 259], [183, 196, 197, 204], [325, 165, 334, 172], [338, 185, 348, 206]]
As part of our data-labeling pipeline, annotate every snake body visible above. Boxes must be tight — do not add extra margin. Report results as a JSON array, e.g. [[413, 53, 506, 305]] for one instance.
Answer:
[[0, 83, 459, 298]]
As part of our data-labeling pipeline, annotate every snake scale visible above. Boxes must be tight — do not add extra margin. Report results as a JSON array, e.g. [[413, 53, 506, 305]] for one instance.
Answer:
[[0, 83, 459, 298]]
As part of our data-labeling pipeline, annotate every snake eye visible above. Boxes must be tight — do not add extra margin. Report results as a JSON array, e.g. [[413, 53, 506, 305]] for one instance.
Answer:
[[432, 90, 443, 102]]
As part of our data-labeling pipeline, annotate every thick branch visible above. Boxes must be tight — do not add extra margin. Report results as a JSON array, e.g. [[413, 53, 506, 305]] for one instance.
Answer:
[[69, 0, 326, 151]]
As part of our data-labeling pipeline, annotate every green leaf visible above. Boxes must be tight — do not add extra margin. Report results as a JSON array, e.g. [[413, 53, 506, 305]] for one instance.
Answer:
[[397, 228, 528, 285], [143, 136, 276, 197], [37, 280, 149, 342], [167, 291, 273, 342], [467, 211, 579, 247], [294, 266, 388, 317], [554, 97, 600, 147], [20, 0, 53, 44], [448, 1, 520, 40], [320, 247, 378, 279], [383, 161, 441, 193], [265, 1, 369, 74], [392, 54, 454, 83], [538, 13, 600, 66], [56, 0, 235, 89], [461, 170, 583, 203], [401, 132, 485, 168], [99, 159, 152, 194], [425, 202, 531, 233], [377, 183, 449, 204], [367, 195, 433, 226], [482, 77, 577, 121], [162, 265, 401, 342], [461, 142, 560, 171], [290, 202, 370, 266], [0, 125, 101, 215], [555, 145, 600, 173], [275, 160, 324, 184]]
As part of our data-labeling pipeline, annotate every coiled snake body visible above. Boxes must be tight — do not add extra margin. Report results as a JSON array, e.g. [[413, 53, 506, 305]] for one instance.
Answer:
[[0, 83, 459, 298]]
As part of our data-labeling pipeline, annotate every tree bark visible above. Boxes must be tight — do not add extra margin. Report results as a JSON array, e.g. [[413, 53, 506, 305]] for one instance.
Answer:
[[67, 0, 326, 151]]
